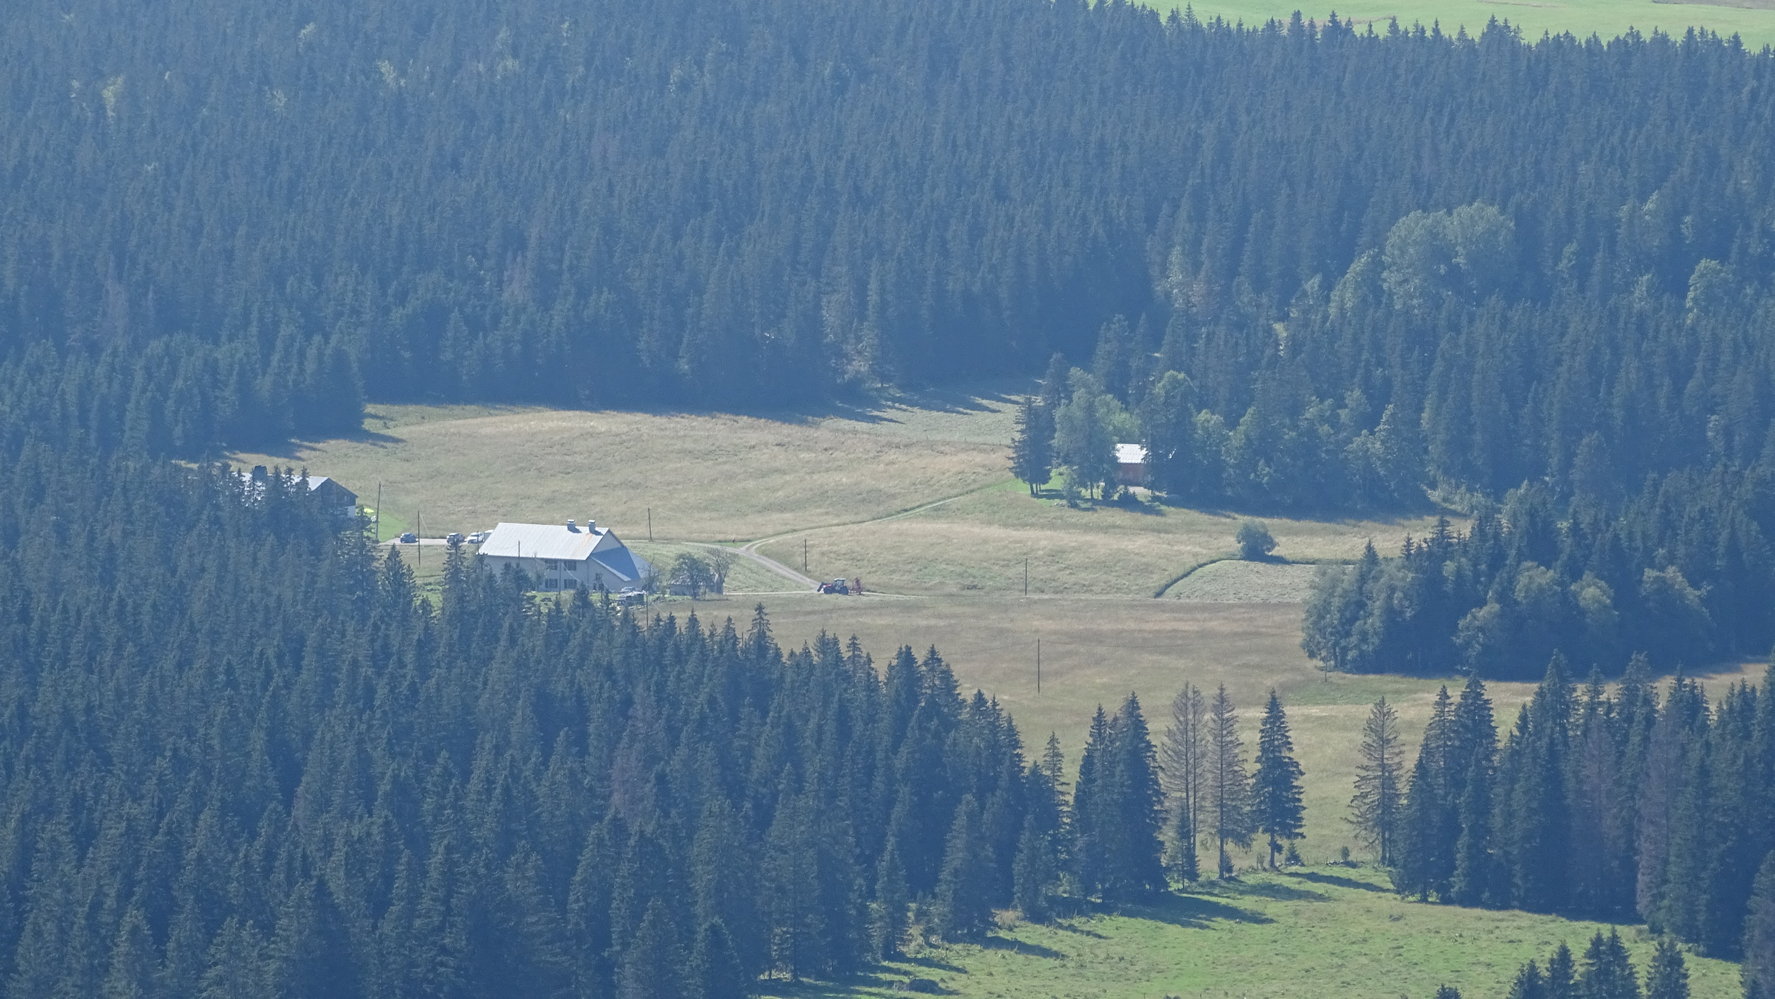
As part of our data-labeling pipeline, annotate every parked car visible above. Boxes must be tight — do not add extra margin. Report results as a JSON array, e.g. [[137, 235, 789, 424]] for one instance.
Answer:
[[467, 531, 489, 544], [398, 532, 417, 544], [445, 532, 464, 546]]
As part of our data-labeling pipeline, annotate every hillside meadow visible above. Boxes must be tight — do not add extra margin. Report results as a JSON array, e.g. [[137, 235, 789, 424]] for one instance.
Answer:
[[1165, 0, 1775, 49], [247, 391, 1764, 863], [258, 393, 1762, 993], [757, 865, 1744, 999]]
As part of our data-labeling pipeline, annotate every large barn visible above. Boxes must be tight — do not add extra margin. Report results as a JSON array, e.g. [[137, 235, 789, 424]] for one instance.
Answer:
[[476, 519, 654, 593]]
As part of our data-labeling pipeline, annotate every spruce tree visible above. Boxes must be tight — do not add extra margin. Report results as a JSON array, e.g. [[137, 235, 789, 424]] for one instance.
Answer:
[[1206, 685, 1253, 877], [688, 920, 750, 999], [1253, 690, 1305, 869], [1351, 696, 1406, 865], [617, 900, 685, 999], [1547, 943, 1576, 999], [1164, 800, 1200, 885], [1578, 930, 1640, 999], [1394, 750, 1441, 899], [1107, 693, 1167, 898], [1745, 851, 1775, 999], [1450, 673, 1499, 907], [1072, 706, 1113, 896], [871, 839, 910, 961], [1508, 960, 1548, 999], [1451, 750, 1499, 908], [1508, 658, 1573, 914], [1011, 397, 1055, 495], [1012, 817, 1056, 922], [931, 796, 992, 942], [1643, 938, 1688, 999]]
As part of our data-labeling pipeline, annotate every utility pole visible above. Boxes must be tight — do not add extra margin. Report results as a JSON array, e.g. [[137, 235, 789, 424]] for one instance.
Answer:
[[1024, 556, 1029, 596], [1036, 639, 1042, 693], [416, 511, 421, 570], [803, 538, 808, 574], [647, 507, 653, 541], [375, 482, 381, 543]]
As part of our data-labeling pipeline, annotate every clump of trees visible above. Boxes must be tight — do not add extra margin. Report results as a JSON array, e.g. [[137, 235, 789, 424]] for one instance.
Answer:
[[1350, 660, 1775, 969], [1298, 494, 1737, 680]]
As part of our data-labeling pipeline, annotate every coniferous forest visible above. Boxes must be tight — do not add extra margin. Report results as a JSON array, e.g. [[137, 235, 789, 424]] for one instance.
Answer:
[[9, 0, 1775, 670], [7, 0, 1775, 993], [0, 455, 1065, 995]]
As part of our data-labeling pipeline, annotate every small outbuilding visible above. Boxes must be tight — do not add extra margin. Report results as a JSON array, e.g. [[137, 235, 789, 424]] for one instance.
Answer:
[[237, 467, 359, 518], [477, 519, 654, 593], [1113, 443, 1149, 487]]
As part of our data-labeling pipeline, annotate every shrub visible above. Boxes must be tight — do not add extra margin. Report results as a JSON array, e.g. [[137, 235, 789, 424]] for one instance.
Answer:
[[1236, 520, 1277, 560]]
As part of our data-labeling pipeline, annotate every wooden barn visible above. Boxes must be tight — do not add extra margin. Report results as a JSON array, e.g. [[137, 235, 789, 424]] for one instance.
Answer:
[[1114, 443, 1149, 486]]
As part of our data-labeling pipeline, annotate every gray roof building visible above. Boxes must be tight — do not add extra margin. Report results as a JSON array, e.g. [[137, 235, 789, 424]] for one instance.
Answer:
[[477, 519, 653, 592]]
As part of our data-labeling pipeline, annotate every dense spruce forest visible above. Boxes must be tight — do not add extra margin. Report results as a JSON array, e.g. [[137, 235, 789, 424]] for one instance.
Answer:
[[0, 452, 1072, 995], [8, 0, 1775, 993], [7, 454, 1775, 995], [10, 0, 1775, 672]]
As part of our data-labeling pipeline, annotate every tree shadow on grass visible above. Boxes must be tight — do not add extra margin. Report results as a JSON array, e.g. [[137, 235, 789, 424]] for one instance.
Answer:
[[902, 955, 966, 974], [234, 420, 405, 461], [1225, 879, 1330, 903], [1116, 891, 1274, 928], [767, 969, 947, 998], [1049, 919, 1108, 939], [1286, 869, 1392, 894], [980, 935, 1065, 959]]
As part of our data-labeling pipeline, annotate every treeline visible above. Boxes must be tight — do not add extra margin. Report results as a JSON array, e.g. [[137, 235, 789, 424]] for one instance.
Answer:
[[0, 447, 1058, 994], [7, 0, 1775, 464], [1297, 471, 1772, 680], [1422, 933, 1698, 999], [1372, 658, 1775, 976]]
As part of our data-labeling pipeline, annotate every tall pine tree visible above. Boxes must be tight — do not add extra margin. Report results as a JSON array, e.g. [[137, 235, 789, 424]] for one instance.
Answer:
[[1253, 690, 1305, 869]]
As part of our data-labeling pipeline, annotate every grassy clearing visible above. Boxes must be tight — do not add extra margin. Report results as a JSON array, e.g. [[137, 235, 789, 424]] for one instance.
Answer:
[[233, 392, 1437, 601], [759, 865, 1742, 999], [233, 400, 1013, 543], [249, 391, 1762, 863], [756, 485, 1443, 597], [1166, 559, 1322, 602], [1162, 0, 1775, 49]]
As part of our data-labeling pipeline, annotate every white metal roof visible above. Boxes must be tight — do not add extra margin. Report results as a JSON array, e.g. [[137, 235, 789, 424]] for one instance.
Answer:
[[1115, 443, 1148, 465], [479, 522, 608, 561]]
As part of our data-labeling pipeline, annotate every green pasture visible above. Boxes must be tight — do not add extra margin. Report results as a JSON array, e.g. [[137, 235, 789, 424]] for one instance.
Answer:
[[758, 865, 1743, 999], [1167, 0, 1775, 49]]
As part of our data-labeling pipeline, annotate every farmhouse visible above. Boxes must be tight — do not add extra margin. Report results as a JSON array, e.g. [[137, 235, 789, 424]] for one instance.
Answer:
[[477, 519, 654, 593], [1114, 443, 1149, 487]]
